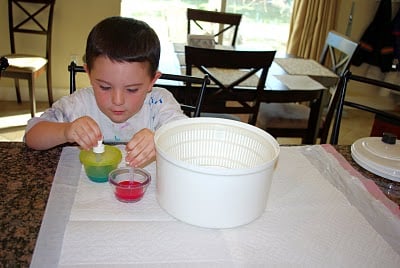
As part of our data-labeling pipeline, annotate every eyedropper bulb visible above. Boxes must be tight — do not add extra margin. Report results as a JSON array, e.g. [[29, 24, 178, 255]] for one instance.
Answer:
[[93, 140, 105, 154]]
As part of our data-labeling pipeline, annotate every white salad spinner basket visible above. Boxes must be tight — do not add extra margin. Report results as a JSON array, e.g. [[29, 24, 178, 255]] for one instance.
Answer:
[[154, 117, 280, 228]]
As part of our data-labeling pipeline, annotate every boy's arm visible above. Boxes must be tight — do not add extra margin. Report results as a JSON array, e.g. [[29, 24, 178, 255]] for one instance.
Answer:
[[25, 116, 102, 150], [25, 121, 71, 150]]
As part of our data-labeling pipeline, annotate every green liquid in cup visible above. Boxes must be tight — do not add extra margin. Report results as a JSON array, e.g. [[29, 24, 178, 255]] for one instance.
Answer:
[[85, 165, 116, 183]]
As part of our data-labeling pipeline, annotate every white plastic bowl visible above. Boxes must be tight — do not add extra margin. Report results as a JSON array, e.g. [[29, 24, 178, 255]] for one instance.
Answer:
[[154, 117, 280, 228]]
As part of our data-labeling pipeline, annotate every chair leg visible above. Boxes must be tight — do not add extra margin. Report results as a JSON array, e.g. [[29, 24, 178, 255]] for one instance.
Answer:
[[46, 65, 53, 106], [248, 114, 256, 125], [28, 77, 36, 118], [14, 78, 22, 104]]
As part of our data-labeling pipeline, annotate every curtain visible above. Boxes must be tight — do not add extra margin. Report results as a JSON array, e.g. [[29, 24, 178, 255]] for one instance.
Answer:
[[286, 0, 338, 60]]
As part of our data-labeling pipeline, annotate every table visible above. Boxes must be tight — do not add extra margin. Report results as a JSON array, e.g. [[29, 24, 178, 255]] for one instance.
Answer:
[[0, 142, 399, 266]]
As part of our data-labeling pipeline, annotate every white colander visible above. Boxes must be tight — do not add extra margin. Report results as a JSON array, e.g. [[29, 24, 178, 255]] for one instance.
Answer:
[[154, 117, 280, 228]]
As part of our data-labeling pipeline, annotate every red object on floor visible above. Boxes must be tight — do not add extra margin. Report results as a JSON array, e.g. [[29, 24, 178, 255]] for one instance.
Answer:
[[370, 114, 400, 138]]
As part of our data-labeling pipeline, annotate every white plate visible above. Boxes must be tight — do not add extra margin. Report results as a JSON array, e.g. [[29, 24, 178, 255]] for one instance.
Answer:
[[351, 137, 400, 182]]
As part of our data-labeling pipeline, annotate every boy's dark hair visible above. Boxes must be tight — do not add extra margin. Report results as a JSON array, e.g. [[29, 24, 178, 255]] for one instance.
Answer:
[[85, 16, 160, 76]]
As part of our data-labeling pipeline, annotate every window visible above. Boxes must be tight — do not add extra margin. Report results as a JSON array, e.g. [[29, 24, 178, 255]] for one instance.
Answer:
[[120, 0, 293, 52]]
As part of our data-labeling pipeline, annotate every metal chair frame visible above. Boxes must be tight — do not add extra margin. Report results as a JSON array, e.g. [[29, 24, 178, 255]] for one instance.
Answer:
[[330, 70, 400, 144]]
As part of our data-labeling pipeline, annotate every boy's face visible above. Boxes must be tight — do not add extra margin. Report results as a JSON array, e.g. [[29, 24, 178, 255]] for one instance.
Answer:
[[85, 56, 161, 123]]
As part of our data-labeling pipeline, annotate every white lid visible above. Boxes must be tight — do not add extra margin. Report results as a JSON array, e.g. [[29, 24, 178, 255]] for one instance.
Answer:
[[351, 137, 400, 182], [93, 140, 105, 154]]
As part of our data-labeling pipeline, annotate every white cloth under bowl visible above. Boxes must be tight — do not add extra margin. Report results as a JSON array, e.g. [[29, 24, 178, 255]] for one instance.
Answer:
[[31, 145, 400, 267]]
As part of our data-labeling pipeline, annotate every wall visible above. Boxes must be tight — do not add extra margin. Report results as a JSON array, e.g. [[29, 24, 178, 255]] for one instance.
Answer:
[[0, 0, 120, 101]]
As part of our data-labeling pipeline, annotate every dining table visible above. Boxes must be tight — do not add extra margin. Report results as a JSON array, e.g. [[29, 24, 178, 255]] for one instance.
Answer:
[[0, 141, 399, 267]]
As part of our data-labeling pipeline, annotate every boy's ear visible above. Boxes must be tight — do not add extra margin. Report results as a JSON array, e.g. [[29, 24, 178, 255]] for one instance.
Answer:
[[151, 71, 162, 85], [148, 71, 162, 92], [83, 64, 89, 73]]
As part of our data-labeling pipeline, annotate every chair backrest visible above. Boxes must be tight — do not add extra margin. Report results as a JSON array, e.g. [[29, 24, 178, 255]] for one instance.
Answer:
[[185, 45, 276, 125], [68, 61, 209, 118], [8, 0, 56, 59], [187, 8, 242, 47], [318, 30, 359, 143], [319, 30, 358, 76]]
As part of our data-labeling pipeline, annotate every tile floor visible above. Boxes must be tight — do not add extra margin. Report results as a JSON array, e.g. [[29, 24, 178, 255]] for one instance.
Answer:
[[0, 99, 381, 145]]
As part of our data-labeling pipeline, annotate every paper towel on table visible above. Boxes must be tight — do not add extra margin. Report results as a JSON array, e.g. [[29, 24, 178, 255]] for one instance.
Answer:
[[58, 147, 400, 267], [31, 146, 82, 268], [68, 161, 174, 222], [304, 145, 400, 255]]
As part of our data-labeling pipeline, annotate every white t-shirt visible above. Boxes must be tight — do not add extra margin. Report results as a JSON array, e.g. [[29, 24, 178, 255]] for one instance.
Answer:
[[25, 86, 187, 143]]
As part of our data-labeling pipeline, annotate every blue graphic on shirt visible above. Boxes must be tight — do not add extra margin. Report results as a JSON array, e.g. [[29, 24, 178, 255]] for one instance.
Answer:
[[150, 96, 163, 104], [149, 95, 164, 129]]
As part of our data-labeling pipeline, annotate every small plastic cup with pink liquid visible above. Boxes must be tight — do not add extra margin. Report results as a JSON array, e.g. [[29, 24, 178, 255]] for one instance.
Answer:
[[108, 167, 151, 202]]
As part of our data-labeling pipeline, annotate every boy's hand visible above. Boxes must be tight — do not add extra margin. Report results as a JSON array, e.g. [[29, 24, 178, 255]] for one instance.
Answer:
[[65, 116, 102, 150], [125, 128, 155, 168]]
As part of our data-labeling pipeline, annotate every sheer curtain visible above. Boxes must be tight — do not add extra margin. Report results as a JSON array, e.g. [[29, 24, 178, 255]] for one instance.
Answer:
[[286, 0, 338, 60]]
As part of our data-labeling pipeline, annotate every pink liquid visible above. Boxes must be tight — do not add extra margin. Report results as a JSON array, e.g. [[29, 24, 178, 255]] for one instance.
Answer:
[[115, 181, 145, 202]]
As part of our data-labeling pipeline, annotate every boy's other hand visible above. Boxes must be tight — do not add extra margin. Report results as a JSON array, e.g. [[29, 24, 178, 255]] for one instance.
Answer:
[[66, 116, 102, 150], [125, 128, 155, 168]]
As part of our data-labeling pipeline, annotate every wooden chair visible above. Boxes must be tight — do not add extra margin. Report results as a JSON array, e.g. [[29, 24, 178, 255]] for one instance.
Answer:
[[257, 30, 359, 144], [330, 70, 400, 144], [187, 8, 242, 47], [68, 61, 209, 118], [1, 0, 56, 117], [185, 45, 276, 125]]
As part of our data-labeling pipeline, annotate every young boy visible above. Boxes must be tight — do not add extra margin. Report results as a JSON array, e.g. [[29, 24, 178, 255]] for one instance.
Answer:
[[24, 16, 187, 167]]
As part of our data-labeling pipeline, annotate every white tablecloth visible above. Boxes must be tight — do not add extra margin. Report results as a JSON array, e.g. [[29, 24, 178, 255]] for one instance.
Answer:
[[31, 145, 400, 267]]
